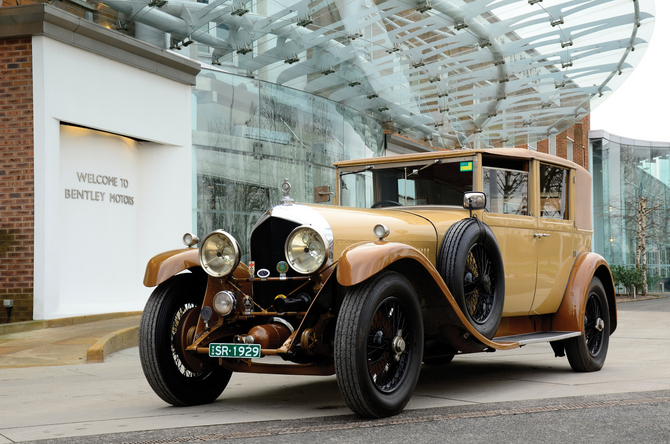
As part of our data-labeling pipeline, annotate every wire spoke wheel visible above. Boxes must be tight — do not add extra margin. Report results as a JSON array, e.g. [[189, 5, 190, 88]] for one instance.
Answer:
[[584, 292, 604, 357], [139, 273, 232, 406], [565, 276, 610, 372], [438, 218, 505, 338], [367, 298, 409, 393], [335, 270, 423, 418], [463, 244, 495, 324], [170, 304, 200, 378]]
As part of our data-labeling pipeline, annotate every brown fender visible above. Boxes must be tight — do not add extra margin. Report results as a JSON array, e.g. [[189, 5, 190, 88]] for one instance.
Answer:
[[336, 241, 518, 351], [551, 252, 617, 334], [143, 248, 200, 287]]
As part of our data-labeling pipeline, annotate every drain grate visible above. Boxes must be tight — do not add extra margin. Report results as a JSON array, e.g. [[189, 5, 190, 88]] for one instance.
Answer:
[[125, 397, 670, 443]]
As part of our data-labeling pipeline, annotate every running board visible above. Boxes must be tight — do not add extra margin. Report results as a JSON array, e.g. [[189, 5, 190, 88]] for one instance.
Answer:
[[493, 331, 581, 346]]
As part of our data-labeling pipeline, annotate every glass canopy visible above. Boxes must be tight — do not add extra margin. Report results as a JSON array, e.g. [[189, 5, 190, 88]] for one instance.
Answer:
[[102, 0, 655, 149]]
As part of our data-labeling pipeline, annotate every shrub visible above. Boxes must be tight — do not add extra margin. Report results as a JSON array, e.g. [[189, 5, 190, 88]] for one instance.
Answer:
[[611, 265, 644, 296]]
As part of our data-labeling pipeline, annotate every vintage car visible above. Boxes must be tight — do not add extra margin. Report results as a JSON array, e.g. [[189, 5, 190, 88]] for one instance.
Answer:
[[139, 148, 616, 418]]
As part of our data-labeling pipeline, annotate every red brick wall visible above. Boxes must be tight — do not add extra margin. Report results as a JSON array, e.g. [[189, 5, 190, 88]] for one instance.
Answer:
[[574, 114, 590, 170], [0, 37, 34, 323], [529, 116, 591, 171]]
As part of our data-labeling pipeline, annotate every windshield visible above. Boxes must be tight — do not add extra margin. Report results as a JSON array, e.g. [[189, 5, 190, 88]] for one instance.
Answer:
[[339, 158, 475, 208]]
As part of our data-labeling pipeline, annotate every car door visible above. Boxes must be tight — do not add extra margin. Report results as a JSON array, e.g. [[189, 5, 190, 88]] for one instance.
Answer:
[[530, 162, 576, 314], [481, 163, 537, 316]]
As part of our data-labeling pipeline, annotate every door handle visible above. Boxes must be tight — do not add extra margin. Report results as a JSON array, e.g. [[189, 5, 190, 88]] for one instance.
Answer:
[[534, 233, 551, 238]]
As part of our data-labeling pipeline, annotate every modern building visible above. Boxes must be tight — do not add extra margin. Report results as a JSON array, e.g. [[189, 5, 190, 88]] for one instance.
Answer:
[[0, 0, 655, 322], [589, 130, 670, 292]]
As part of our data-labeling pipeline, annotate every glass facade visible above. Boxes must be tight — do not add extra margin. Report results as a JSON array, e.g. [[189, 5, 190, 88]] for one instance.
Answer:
[[192, 68, 384, 261], [92, 0, 653, 149], [590, 131, 670, 292]]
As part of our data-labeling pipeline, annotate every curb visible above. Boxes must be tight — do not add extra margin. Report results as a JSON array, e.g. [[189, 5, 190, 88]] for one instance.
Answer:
[[0, 312, 143, 336], [616, 294, 667, 303], [87, 325, 140, 363]]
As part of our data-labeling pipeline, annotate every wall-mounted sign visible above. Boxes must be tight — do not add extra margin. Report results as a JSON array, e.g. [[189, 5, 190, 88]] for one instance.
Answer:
[[64, 172, 134, 205]]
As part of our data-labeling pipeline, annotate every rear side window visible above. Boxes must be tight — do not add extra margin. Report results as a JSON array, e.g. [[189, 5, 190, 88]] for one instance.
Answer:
[[540, 164, 569, 220], [483, 167, 529, 216]]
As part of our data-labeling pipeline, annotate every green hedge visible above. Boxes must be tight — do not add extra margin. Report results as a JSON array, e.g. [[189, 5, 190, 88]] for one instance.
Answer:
[[611, 265, 644, 295]]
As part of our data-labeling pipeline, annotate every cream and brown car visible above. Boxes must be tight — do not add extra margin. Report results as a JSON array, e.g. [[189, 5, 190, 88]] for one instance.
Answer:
[[140, 148, 616, 418]]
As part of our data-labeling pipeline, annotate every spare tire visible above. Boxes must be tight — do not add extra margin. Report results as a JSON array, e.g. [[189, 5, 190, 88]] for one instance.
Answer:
[[437, 218, 505, 339]]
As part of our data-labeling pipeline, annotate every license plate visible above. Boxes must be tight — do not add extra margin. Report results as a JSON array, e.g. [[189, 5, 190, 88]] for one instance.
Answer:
[[209, 343, 261, 359]]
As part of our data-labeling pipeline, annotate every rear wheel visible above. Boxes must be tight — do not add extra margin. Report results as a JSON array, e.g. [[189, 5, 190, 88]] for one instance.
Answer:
[[139, 273, 231, 406], [335, 270, 423, 418], [565, 276, 610, 372]]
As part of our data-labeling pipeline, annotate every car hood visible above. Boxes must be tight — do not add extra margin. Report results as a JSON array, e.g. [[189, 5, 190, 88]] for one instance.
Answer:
[[266, 204, 470, 265]]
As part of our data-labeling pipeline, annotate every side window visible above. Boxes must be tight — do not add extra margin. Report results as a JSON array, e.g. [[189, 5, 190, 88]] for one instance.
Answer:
[[540, 164, 569, 219], [483, 167, 529, 215]]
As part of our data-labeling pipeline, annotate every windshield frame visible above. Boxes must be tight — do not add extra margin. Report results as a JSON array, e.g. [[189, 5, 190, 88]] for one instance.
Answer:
[[336, 154, 479, 207]]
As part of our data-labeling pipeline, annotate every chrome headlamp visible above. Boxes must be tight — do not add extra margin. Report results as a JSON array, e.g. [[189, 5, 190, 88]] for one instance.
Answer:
[[284, 225, 329, 274], [213, 291, 237, 316], [199, 230, 240, 277]]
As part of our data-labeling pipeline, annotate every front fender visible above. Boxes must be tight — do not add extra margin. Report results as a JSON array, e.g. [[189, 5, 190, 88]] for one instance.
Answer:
[[337, 241, 437, 287], [551, 252, 617, 334], [143, 248, 200, 287], [336, 241, 518, 352]]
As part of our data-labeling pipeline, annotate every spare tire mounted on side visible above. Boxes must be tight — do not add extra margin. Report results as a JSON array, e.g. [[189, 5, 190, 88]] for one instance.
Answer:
[[437, 218, 505, 339]]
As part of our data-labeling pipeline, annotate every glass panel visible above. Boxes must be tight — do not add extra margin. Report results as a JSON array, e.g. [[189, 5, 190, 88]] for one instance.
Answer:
[[196, 177, 271, 264], [340, 171, 374, 209], [193, 68, 384, 258], [591, 134, 670, 292], [341, 160, 474, 209], [540, 164, 568, 220], [567, 139, 574, 162], [483, 167, 529, 216]]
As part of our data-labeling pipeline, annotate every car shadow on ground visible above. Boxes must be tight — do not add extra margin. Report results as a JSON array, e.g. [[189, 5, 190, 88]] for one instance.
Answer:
[[206, 353, 576, 414]]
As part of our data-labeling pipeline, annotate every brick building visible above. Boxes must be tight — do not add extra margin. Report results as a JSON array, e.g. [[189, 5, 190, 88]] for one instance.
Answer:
[[1, 4, 197, 322], [0, 36, 33, 322]]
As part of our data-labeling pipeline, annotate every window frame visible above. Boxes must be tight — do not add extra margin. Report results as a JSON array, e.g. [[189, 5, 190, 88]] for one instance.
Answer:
[[482, 165, 530, 216]]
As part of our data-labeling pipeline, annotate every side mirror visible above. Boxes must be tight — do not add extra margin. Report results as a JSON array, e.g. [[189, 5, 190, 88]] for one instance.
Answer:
[[314, 185, 333, 203], [463, 191, 486, 211]]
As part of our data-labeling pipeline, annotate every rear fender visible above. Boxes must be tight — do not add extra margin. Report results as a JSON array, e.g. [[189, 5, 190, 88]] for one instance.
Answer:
[[336, 241, 518, 352], [551, 252, 617, 334]]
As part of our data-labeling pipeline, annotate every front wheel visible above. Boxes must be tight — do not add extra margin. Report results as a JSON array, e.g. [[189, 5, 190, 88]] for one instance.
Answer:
[[335, 270, 424, 418], [565, 276, 610, 372], [139, 273, 232, 406]]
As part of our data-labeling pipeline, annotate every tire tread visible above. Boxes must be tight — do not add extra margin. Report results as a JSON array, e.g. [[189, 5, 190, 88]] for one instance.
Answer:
[[139, 274, 230, 406], [335, 270, 423, 418], [565, 277, 610, 372], [437, 218, 504, 338]]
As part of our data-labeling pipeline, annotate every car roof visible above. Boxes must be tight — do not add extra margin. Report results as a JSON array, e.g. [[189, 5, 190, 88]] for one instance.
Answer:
[[334, 148, 584, 171]]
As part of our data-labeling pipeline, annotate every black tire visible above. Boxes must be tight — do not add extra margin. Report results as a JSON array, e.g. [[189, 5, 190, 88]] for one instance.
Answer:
[[565, 276, 610, 372], [335, 270, 424, 418], [139, 273, 232, 406], [437, 218, 505, 339]]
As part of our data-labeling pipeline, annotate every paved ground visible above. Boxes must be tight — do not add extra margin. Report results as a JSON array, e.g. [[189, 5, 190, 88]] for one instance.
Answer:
[[0, 316, 141, 368], [0, 297, 668, 443]]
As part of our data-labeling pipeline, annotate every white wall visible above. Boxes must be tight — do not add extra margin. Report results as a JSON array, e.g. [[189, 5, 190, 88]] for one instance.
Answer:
[[32, 36, 194, 318]]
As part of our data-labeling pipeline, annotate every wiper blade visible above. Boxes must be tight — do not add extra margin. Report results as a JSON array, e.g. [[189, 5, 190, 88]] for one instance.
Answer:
[[340, 165, 374, 176], [407, 159, 441, 177]]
